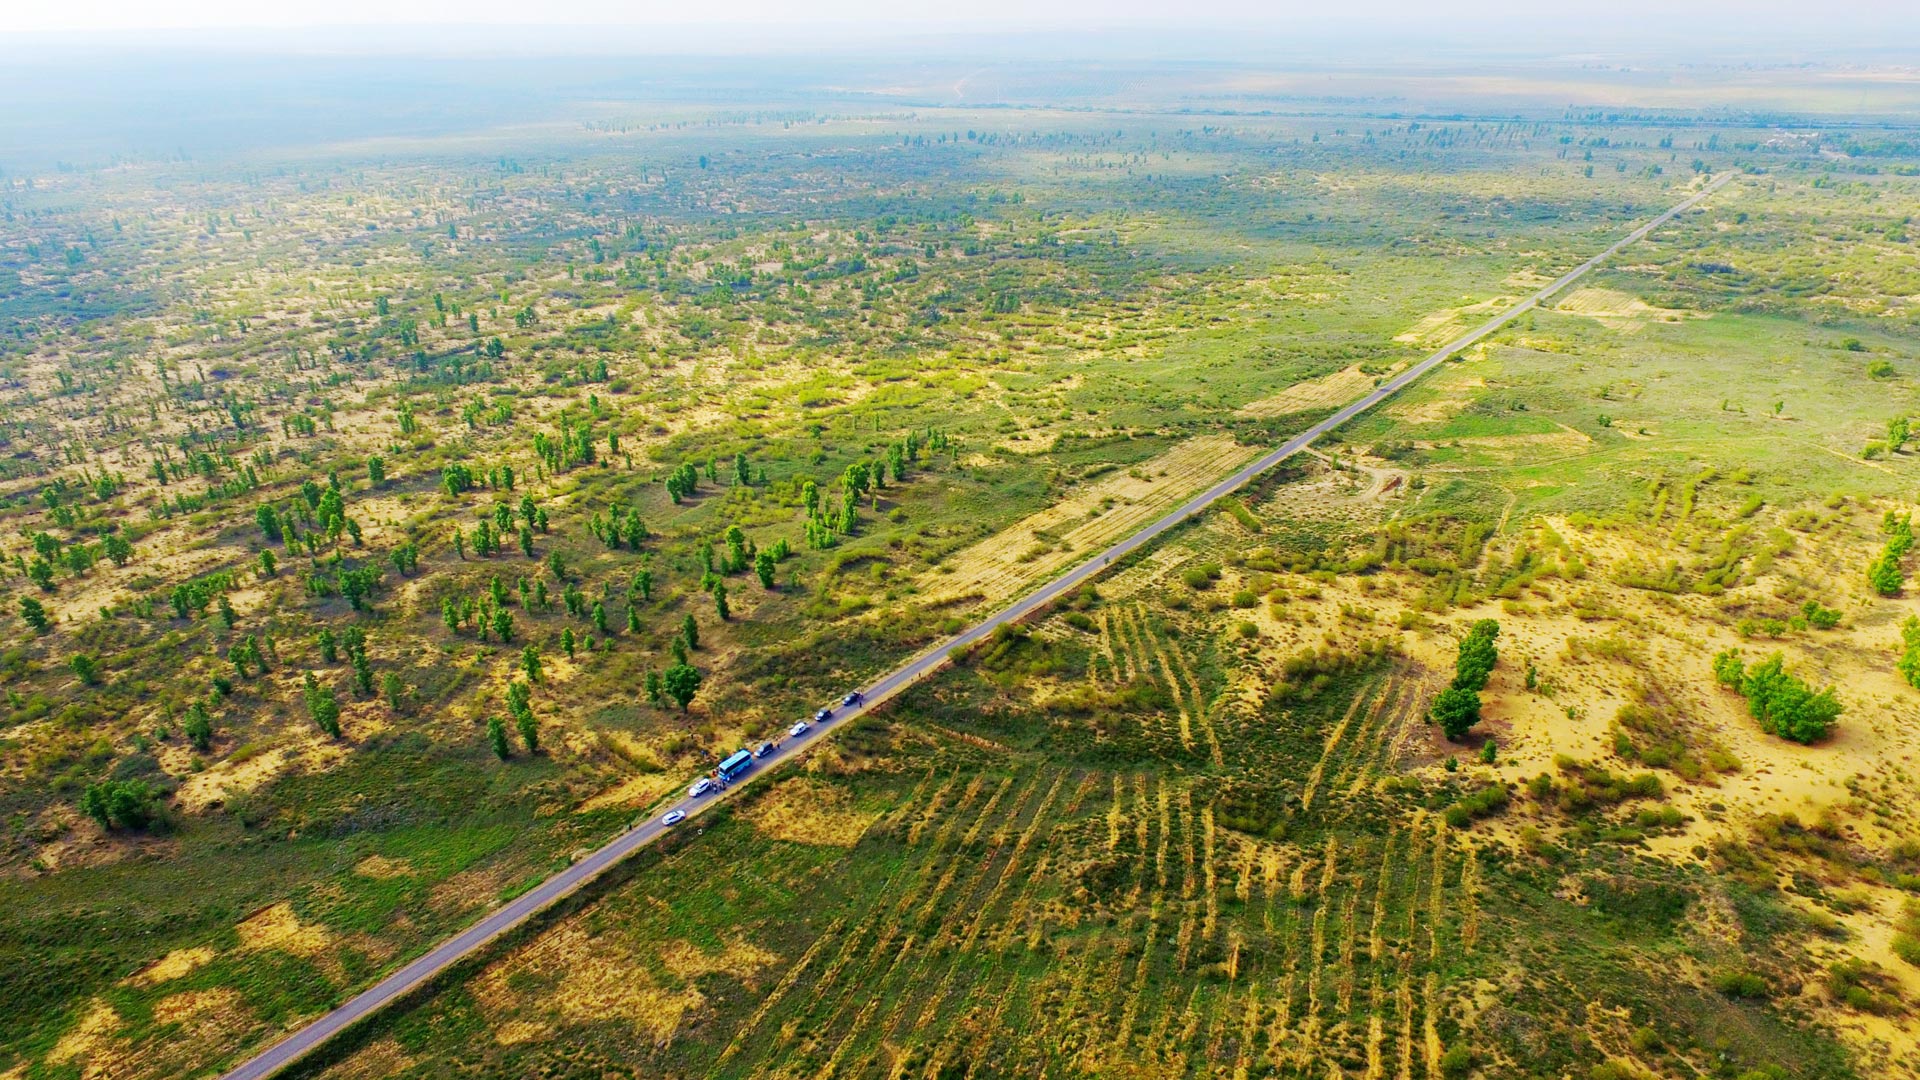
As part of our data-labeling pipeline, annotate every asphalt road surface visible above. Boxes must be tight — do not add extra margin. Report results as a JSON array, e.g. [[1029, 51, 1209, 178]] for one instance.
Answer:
[[216, 173, 1731, 1080]]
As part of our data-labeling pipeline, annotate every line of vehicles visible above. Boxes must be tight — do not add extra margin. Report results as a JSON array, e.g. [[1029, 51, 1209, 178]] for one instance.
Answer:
[[661, 691, 865, 827]]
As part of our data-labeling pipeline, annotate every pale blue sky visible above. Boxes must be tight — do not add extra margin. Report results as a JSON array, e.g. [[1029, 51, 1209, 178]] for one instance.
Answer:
[[5, 0, 1911, 35]]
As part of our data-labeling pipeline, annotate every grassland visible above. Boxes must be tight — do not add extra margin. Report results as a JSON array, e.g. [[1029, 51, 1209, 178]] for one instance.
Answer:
[[2, 56, 1920, 1080]]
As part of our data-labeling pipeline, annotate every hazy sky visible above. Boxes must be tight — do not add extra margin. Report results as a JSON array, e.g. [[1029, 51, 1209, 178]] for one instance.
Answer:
[[5, 0, 1912, 35]]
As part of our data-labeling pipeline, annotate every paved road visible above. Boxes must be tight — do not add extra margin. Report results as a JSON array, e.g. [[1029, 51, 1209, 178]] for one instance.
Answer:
[[217, 173, 1730, 1080]]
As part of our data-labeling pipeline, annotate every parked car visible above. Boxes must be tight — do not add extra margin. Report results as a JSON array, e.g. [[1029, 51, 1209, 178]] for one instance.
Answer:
[[842, 691, 864, 707], [661, 809, 686, 826], [814, 706, 834, 723], [789, 719, 811, 737], [688, 777, 715, 798], [753, 741, 776, 758]]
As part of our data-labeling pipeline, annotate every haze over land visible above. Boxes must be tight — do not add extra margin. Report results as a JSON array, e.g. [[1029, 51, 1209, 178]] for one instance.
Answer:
[[3, 10, 1920, 1080]]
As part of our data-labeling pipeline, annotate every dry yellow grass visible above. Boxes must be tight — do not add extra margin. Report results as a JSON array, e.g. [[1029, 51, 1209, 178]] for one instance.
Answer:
[[576, 771, 682, 814], [350, 855, 413, 880], [124, 946, 215, 988], [47, 999, 120, 1068], [743, 777, 882, 847], [661, 935, 779, 983], [475, 922, 704, 1044], [1236, 364, 1386, 418], [235, 902, 330, 957], [1392, 298, 1514, 347], [924, 434, 1261, 605], [1552, 287, 1706, 333]]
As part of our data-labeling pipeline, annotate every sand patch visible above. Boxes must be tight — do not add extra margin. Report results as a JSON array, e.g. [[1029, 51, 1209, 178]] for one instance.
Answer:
[[173, 745, 293, 813], [235, 902, 330, 956], [743, 778, 883, 847], [125, 946, 216, 988], [1236, 364, 1386, 419]]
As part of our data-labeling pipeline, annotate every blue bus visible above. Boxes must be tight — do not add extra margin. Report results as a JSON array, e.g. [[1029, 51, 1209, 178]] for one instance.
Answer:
[[717, 749, 753, 782]]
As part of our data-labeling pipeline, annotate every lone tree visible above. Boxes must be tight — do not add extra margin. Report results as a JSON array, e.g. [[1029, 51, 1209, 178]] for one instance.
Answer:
[[1431, 687, 1482, 741], [19, 596, 50, 634], [516, 711, 539, 754], [487, 715, 511, 760], [681, 613, 700, 651], [303, 673, 342, 738], [183, 703, 214, 751], [663, 663, 702, 713], [70, 653, 102, 686]]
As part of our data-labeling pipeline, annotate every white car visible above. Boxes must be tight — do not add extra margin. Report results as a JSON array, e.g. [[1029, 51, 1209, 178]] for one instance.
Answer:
[[688, 777, 715, 798], [661, 809, 686, 826], [789, 719, 811, 737]]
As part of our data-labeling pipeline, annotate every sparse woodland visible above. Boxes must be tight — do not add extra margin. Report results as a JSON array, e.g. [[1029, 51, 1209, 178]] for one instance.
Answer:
[[2, 55, 1920, 1080]]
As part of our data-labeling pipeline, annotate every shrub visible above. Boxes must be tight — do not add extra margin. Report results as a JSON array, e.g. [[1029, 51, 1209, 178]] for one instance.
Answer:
[[1713, 968, 1769, 999]]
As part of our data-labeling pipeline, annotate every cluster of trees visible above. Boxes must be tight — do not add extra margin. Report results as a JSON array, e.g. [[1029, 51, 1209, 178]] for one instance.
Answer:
[[1713, 650, 1842, 744], [19, 528, 133, 591], [490, 679, 540, 758], [1869, 512, 1913, 596], [81, 779, 158, 831], [587, 502, 647, 549], [664, 460, 702, 503], [1432, 619, 1500, 741], [532, 415, 599, 471]]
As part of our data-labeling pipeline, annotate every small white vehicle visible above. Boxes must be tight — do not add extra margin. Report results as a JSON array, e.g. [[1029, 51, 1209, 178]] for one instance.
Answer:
[[688, 777, 715, 798], [662, 809, 686, 826], [789, 719, 811, 738]]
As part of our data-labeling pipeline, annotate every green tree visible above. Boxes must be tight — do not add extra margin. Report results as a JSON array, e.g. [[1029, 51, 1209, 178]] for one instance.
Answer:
[[488, 715, 511, 760], [1870, 554, 1905, 597], [635, 568, 653, 602], [184, 703, 214, 751], [519, 524, 534, 557], [382, 671, 405, 710], [663, 663, 702, 713], [1431, 686, 1481, 741], [714, 582, 731, 621], [491, 606, 514, 642], [521, 643, 543, 682], [19, 596, 50, 634], [303, 673, 342, 738], [351, 648, 375, 696], [755, 549, 777, 589], [561, 626, 576, 659], [259, 548, 277, 578], [69, 653, 101, 686], [367, 455, 386, 487], [82, 780, 155, 831], [317, 627, 338, 663], [681, 612, 699, 651], [591, 601, 609, 635], [517, 711, 539, 754]]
